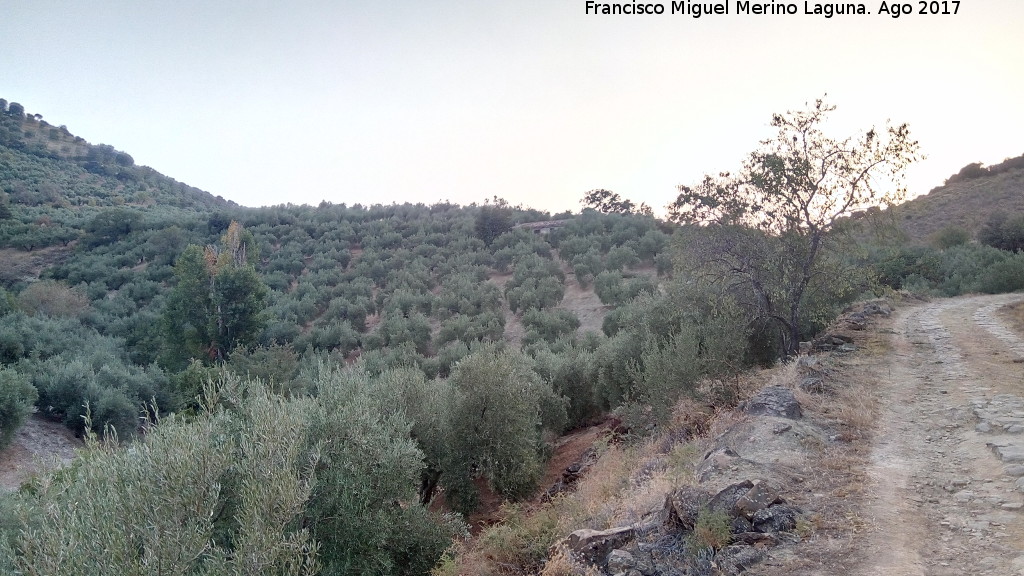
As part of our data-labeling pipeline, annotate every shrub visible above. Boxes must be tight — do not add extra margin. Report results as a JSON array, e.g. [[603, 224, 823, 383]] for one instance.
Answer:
[[688, 508, 731, 552], [17, 281, 89, 318], [931, 225, 970, 249], [2, 378, 320, 576], [521, 308, 580, 345], [0, 368, 37, 450], [444, 346, 566, 513]]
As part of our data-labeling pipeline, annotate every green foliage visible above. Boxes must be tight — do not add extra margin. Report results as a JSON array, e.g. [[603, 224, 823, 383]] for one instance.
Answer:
[[83, 208, 142, 247], [474, 201, 513, 246], [521, 308, 580, 345], [593, 270, 658, 306], [2, 378, 320, 576], [305, 364, 462, 575], [979, 212, 1024, 252], [930, 225, 970, 249], [161, 222, 268, 367], [0, 367, 37, 449], [504, 254, 565, 313], [668, 98, 919, 355], [531, 342, 600, 429], [870, 242, 1024, 296], [688, 508, 731, 552], [227, 343, 302, 395], [444, 346, 566, 513], [17, 280, 89, 318]]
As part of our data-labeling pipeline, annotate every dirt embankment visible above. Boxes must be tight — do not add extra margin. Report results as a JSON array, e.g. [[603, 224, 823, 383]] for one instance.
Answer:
[[0, 415, 81, 491]]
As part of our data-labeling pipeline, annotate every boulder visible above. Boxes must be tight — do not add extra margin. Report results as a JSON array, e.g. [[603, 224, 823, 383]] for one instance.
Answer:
[[566, 526, 635, 564], [742, 386, 803, 419], [664, 486, 712, 530], [751, 504, 800, 533], [734, 482, 783, 519], [715, 545, 767, 575], [606, 549, 636, 573], [800, 374, 826, 393], [707, 480, 754, 516]]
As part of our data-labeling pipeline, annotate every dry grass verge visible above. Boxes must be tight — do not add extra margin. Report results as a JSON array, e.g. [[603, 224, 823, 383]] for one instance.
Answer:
[[439, 303, 896, 576]]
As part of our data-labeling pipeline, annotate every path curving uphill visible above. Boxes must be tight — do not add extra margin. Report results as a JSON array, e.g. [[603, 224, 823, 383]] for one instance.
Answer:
[[855, 294, 1024, 576]]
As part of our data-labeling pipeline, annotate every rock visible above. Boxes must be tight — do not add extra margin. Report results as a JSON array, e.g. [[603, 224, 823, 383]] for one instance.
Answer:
[[730, 516, 753, 534], [735, 482, 783, 519], [715, 545, 766, 575], [990, 442, 1024, 463], [1004, 465, 1024, 476], [664, 486, 711, 530], [800, 374, 826, 393], [708, 480, 754, 516], [751, 504, 800, 533], [846, 313, 867, 330], [566, 527, 635, 564], [976, 422, 993, 433], [742, 386, 802, 419], [731, 531, 779, 546], [606, 549, 636, 573], [796, 355, 818, 370], [697, 446, 742, 482]]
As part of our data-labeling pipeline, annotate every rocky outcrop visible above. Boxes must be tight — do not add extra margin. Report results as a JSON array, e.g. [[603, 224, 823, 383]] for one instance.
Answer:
[[741, 386, 803, 419]]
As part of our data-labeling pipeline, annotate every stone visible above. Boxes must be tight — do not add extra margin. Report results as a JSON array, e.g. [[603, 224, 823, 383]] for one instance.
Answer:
[[731, 531, 779, 546], [664, 486, 712, 530], [716, 545, 766, 574], [751, 504, 800, 533], [730, 516, 753, 534], [735, 482, 783, 519], [606, 549, 636, 573], [566, 527, 635, 564], [1004, 465, 1024, 476], [707, 480, 754, 516], [977, 422, 993, 433], [991, 443, 1024, 463], [800, 375, 826, 393], [742, 386, 802, 419]]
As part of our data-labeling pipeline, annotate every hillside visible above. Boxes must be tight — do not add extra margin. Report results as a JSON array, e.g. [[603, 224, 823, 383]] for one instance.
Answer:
[[893, 154, 1024, 244], [2, 98, 1024, 576]]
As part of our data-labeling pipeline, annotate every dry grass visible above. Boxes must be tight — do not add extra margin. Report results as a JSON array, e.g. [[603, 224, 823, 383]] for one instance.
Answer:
[[893, 167, 1024, 244], [445, 307, 897, 576]]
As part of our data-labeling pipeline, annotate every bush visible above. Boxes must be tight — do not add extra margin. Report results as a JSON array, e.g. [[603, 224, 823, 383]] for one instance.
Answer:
[[444, 346, 566, 512], [521, 308, 580, 345], [2, 377, 320, 576], [305, 365, 462, 575], [975, 254, 1024, 294], [0, 368, 37, 449], [930, 225, 970, 249]]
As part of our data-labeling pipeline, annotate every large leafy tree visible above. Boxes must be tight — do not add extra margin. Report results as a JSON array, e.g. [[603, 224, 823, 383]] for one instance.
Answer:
[[668, 99, 920, 355], [161, 221, 268, 368]]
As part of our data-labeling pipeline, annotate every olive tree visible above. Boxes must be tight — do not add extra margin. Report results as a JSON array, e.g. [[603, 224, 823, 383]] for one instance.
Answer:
[[668, 98, 920, 355]]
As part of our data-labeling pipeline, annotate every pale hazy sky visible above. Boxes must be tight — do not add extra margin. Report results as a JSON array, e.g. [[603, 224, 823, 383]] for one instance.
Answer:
[[3, 1, 1022, 214]]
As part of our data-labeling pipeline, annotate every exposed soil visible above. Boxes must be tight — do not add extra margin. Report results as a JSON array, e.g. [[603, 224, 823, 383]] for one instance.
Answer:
[[0, 414, 81, 491]]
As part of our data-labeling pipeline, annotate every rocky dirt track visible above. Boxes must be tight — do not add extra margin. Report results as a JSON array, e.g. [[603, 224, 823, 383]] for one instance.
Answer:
[[854, 294, 1024, 576]]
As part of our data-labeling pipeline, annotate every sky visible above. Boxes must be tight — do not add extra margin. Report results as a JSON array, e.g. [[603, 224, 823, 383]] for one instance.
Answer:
[[2, 1, 1022, 215]]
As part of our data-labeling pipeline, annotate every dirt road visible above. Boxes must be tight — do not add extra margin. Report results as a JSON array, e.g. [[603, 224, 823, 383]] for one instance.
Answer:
[[855, 294, 1024, 576]]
